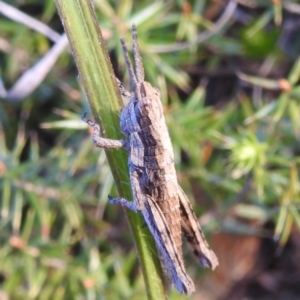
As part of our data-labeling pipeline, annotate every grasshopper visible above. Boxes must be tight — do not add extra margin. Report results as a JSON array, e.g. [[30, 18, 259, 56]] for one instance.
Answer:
[[82, 24, 218, 296]]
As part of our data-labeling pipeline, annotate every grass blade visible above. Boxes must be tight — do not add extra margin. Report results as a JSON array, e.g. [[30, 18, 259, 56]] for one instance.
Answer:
[[54, 0, 166, 298]]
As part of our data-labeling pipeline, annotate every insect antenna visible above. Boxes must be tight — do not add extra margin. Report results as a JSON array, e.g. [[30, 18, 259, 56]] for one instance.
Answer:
[[120, 37, 141, 99], [132, 24, 145, 84]]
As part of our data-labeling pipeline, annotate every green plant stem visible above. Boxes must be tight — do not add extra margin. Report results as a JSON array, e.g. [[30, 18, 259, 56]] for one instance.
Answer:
[[54, 0, 167, 298]]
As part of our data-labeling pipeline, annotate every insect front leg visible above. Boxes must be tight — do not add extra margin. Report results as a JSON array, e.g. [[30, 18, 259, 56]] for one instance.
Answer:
[[114, 77, 132, 98], [82, 113, 128, 149]]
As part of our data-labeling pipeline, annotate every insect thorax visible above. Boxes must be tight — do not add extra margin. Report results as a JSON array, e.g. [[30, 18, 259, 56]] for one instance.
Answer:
[[120, 84, 163, 135]]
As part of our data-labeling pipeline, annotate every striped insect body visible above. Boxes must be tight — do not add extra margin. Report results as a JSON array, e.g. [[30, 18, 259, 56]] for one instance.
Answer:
[[82, 24, 218, 296]]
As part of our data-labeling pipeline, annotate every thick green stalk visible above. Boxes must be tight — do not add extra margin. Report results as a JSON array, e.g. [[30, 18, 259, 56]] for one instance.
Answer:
[[54, 0, 166, 298]]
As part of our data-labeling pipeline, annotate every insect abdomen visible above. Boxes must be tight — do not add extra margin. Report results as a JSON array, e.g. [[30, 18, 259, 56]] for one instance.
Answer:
[[143, 143, 183, 261]]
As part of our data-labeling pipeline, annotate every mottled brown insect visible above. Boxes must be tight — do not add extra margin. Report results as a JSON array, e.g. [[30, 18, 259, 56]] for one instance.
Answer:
[[82, 24, 218, 295]]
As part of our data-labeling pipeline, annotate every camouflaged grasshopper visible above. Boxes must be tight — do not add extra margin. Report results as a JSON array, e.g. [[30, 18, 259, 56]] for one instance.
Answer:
[[82, 24, 218, 296]]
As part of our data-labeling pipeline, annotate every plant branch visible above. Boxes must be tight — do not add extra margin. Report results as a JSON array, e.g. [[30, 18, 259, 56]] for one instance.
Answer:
[[54, 0, 167, 298]]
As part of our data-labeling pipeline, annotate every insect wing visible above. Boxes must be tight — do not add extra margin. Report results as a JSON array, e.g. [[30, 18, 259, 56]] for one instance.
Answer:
[[142, 196, 195, 296]]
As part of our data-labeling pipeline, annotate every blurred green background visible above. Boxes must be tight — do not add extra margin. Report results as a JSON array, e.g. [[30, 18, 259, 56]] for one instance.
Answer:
[[1, 0, 300, 299]]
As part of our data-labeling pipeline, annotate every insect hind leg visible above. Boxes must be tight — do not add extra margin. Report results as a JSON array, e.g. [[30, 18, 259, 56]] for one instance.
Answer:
[[108, 195, 138, 212]]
